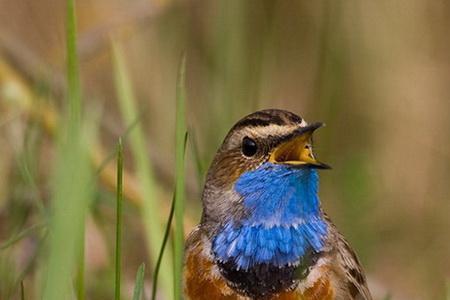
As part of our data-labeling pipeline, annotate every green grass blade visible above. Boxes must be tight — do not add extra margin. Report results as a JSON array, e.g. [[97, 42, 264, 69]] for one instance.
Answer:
[[41, 0, 94, 298], [114, 138, 124, 300], [111, 39, 173, 299], [66, 0, 80, 128], [174, 55, 187, 300], [67, 1, 85, 298], [132, 263, 146, 300], [152, 133, 187, 300], [151, 195, 175, 300], [42, 124, 93, 300], [95, 116, 141, 176], [151, 193, 175, 300]]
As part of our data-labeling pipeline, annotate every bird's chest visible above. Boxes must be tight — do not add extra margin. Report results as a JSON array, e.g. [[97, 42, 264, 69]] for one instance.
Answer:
[[184, 237, 335, 300]]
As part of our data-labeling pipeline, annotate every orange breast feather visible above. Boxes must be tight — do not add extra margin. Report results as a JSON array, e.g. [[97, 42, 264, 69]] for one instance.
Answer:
[[184, 242, 239, 300]]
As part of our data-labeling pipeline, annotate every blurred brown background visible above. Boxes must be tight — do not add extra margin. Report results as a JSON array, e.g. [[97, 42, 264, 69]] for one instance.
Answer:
[[1, 1, 450, 299]]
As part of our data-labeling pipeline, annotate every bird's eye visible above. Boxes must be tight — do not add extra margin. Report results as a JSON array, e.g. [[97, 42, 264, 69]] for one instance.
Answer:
[[242, 137, 258, 157]]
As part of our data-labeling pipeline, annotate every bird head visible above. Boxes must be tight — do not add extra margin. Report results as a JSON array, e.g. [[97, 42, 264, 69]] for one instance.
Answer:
[[201, 109, 329, 231]]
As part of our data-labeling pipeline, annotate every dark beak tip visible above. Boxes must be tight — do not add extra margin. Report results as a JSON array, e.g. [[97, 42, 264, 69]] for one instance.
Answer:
[[310, 122, 323, 129], [315, 122, 326, 130], [322, 164, 332, 170], [306, 121, 326, 133], [315, 162, 332, 170], [294, 122, 324, 136]]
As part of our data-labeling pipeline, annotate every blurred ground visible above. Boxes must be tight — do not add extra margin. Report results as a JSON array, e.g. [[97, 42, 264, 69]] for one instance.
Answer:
[[1, 1, 450, 299]]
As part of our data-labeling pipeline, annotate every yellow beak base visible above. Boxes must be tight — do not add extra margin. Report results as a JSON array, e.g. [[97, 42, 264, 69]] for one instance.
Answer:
[[268, 127, 330, 169]]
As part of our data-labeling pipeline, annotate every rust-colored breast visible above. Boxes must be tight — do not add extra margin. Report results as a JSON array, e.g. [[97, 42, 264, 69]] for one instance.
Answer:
[[184, 234, 335, 300], [184, 240, 240, 300]]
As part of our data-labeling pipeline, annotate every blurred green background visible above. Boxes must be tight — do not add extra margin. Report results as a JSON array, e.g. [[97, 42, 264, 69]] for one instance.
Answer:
[[1, 1, 450, 299]]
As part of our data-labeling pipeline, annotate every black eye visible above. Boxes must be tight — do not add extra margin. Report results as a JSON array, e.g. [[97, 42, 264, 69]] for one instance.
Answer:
[[242, 137, 258, 157]]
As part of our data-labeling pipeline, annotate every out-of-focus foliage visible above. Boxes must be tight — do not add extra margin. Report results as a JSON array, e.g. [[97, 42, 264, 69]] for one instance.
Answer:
[[0, 1, 449, 299]]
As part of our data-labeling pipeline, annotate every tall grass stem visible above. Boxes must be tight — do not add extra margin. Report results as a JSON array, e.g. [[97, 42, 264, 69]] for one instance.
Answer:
[[114, 138, 124, 300], [173, 55, 187, 300], [42, 0, 94, 298], [132, 263, 146, 300], [151, 193, 175, 300], [111, 39, 174, 298]]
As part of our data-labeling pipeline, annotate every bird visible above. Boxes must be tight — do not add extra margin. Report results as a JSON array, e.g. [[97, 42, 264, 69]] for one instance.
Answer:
[[184, 109, 372, 300]]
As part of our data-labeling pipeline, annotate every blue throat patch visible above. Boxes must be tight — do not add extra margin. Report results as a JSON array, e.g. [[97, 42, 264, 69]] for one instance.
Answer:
[[212, 162, 327, 270]]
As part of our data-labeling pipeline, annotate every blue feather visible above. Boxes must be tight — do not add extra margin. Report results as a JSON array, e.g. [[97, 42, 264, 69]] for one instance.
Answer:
[[212, 162, 327, 270]]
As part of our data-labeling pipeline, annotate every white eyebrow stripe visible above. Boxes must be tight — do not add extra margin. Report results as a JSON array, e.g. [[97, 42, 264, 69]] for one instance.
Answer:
[[225, 122, 308, 150], [247, 124, 300, 138]]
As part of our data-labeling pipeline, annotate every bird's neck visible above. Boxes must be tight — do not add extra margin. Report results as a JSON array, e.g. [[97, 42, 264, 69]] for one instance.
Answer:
[[236, 163, 322, 227], [212, 163, 327, 270]]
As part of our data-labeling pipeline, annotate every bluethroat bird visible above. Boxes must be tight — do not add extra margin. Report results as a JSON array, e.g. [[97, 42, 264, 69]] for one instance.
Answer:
[[184, 109, 372, 300]]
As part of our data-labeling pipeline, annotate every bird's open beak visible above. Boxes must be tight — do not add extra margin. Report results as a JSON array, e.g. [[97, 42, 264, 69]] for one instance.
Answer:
[[269, 122, 331, 169]]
